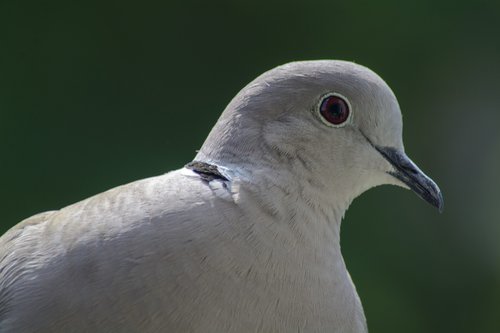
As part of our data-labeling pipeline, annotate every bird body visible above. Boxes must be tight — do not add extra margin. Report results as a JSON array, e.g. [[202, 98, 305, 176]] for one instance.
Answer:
[[0, 168, 366, 332], [0, 60, 442, 332]]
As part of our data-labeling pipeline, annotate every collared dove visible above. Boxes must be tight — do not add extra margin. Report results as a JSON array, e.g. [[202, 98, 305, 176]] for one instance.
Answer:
[[0, 60, 443, 332]]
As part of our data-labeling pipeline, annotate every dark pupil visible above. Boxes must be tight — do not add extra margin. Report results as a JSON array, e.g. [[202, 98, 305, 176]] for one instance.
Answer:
[[329, 103, 342, 118]]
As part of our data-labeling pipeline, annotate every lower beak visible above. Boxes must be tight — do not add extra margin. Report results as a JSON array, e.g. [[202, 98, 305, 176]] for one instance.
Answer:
[[376, 146, 444, 213]]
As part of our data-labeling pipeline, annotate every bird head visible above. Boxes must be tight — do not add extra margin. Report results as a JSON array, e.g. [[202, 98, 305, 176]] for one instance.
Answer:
[[196, 60, 443, 213]]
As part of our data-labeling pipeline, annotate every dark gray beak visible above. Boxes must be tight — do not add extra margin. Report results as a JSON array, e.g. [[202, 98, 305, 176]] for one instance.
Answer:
[[376, 146, 444, 212]]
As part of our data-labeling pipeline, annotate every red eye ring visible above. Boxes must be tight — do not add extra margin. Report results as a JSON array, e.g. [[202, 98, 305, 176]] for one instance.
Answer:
[[317, 94, 351, 127]]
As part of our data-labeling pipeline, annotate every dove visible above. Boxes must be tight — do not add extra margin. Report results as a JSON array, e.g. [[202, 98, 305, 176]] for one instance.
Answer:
[[0, 60, 443, 332]]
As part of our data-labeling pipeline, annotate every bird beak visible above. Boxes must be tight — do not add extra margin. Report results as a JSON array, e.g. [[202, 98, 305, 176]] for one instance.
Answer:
[[376, 146, 444, 213]]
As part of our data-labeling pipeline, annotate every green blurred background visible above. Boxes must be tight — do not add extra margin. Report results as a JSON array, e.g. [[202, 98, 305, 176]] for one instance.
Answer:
[[1, 0, 499, 332]]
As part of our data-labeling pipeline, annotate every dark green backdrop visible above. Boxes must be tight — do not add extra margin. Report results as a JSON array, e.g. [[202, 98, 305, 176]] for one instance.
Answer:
[[1, 1, 499, 332]]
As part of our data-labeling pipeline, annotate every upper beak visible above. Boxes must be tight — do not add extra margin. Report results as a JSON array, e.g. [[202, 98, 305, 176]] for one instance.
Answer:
[[376, 146, 444, 213]]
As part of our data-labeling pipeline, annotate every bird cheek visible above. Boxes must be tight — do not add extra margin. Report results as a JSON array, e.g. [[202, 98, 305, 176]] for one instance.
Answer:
[[360, 150, 399, 186], [370, 156, 407, 188]]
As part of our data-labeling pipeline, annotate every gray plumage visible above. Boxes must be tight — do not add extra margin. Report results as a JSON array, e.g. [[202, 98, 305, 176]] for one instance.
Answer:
[[0, 60, 442, 332]]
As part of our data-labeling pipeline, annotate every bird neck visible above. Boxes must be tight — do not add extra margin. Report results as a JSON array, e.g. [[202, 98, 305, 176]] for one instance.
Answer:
[[191, 157, 366, 326], [245, 164, 345, 244], [194, 156, 352, 259]]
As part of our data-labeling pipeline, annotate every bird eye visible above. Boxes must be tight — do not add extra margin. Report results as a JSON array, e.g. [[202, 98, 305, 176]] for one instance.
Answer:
[[318, 94, 351, 127]]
